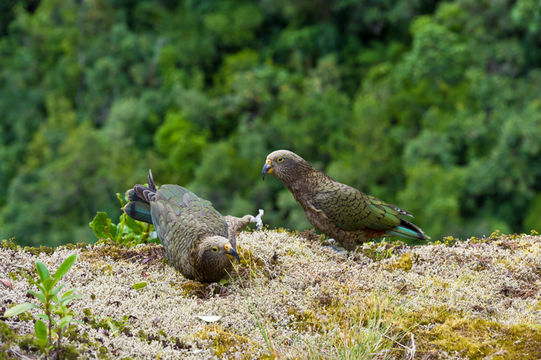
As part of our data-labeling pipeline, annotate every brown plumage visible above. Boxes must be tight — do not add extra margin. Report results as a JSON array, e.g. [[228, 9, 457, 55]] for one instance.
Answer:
[[262, 150, 429, 250], [123, 170, 253, 282]]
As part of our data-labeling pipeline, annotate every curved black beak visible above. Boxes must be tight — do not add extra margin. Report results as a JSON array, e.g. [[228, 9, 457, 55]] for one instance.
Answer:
[[262, 162, 272, 180], [224, 242, 240, 263], [226, 247, 241, 263]]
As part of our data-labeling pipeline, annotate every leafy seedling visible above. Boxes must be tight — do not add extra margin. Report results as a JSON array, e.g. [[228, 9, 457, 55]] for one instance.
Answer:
[[3, 254, 80, 359], [89, 192, 157, 245]]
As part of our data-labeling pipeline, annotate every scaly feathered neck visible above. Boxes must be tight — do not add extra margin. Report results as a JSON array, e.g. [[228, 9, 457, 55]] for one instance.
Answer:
[[281, 159, 329, 196]]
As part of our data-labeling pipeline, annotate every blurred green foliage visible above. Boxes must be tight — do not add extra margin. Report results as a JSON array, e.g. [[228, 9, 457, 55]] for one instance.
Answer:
[[89, 193, 157, 245], [1, 0, 541, 246]]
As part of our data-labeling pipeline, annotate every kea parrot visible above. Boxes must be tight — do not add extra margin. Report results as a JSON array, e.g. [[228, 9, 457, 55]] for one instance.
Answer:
[[123, 170, 256, 282], [262, 150, 429, 250]]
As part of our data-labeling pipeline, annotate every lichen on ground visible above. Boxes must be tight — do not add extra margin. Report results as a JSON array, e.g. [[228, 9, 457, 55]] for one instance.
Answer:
[[1, 231, 541, 359]]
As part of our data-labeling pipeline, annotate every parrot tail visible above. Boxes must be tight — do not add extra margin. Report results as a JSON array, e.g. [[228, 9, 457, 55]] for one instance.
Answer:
[[386, 219, 430, 241], [122, 170, 157, 224]]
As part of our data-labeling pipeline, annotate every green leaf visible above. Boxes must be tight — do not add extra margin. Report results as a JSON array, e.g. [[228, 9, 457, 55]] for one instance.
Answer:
[[53, 254, 77, 281], [60, 289, 74, 298], [37, 314, 49, 322], [116, 192, 125, 207], [35, 338, 48, 348], [59, 294, 81, 306], [35, 261, 50, 283], [110, 223, 119, 238], [36, 282, 46, 295], [34, 320, 48, 341], [54, 304, 67, 315], [28, 290, 47, 303], [89, 212, 114, 239], [124, 215, 143, 235], [58, 315, 73, 329], [51, 284, 65, 297], [3, 303, 38, 317], [106, 318, 119, 336], [132, 282, 147, 290], [42, 278, 55, 292]]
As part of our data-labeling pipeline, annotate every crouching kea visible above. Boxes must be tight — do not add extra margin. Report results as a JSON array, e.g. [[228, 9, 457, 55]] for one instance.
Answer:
[[123, 170, 254, 282]]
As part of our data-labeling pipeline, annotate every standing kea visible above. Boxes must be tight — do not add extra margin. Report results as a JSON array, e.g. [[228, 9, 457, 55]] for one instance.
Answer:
[[123, 170, 254, 282], [262, 150, 429, 250]]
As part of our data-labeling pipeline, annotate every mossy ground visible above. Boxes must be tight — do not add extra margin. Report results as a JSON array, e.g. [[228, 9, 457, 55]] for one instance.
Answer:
[[1, 231, 541, 359]]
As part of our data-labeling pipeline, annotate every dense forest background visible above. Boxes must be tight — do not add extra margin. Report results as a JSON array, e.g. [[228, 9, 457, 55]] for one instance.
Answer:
[[1, 0, 541, 247]]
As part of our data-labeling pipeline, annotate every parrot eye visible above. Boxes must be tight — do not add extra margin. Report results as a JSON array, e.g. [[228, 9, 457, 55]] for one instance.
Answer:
[[211, 246, 218, 252], [277, 157, 284, 163]]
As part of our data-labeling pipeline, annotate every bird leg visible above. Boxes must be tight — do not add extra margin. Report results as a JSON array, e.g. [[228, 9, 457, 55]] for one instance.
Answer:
[[225, 210, 265, 247]]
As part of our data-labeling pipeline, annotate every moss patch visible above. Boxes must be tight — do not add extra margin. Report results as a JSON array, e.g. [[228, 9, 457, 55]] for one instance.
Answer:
[[0, 239, 19, 251], [194, 325, 256, 358], [400, 307, 541, 359], [81, 244, 164, 265], [22, 245, 55, 256], [358, 240, 407, 261], [234, 244, 281, 285], [0, 320, 16, 354], [384, 252, 414, 271], [174, 280, 223, 299]]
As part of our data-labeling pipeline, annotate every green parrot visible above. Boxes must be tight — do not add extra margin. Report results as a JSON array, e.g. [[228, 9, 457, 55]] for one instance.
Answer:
[[262, 150, 429, 250], [123, 170, 255, 282]]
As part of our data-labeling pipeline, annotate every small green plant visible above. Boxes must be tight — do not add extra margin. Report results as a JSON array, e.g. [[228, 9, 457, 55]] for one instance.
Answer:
[[89, 193, 158, 245], [250, 300, 276, 358], [3, 254, 80, 359]]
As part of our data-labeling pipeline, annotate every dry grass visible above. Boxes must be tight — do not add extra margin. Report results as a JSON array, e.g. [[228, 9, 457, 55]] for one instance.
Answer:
[[1, 231, 541, 359]]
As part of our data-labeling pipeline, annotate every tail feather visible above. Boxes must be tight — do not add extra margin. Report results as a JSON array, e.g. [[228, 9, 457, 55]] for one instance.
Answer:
[[386, 219, 430, 241], [126, 188, 142, 202], [122, 201, 152, 224], [148, 169, 156, 191], [122, 169, 157, 224]]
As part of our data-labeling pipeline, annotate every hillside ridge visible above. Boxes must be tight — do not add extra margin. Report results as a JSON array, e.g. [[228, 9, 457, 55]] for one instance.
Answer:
[[1, 230, 541, 359]]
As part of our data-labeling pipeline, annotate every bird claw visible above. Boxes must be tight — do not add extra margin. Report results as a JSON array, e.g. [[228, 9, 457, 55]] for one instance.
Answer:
[[250, 209, 264, 230]]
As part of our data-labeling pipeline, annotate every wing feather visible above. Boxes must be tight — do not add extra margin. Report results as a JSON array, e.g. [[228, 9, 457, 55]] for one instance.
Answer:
[[313, 183, 401, 231], [151, 185, 228, 243]]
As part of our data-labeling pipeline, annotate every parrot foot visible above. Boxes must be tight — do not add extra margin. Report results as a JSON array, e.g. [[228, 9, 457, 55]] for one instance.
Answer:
[[250, 209, 265, 230]]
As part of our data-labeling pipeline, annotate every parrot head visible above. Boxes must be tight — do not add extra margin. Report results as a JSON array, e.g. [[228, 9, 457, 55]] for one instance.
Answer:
[[200, 235, 240, 264], [195, 235, 241, 282], [262, 150, 308, 181]]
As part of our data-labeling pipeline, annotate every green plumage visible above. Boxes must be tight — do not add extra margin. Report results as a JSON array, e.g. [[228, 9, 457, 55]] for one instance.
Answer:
[[262, 150, 429, 250], [151, 185, 229, 281], [123, 171, 251, 282], [314, 188, 401, 231]]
